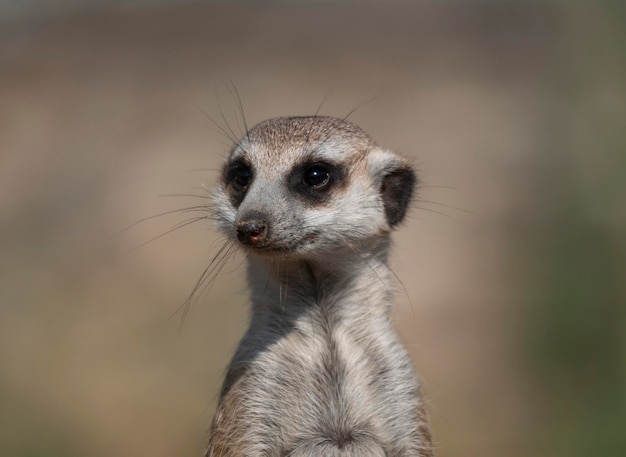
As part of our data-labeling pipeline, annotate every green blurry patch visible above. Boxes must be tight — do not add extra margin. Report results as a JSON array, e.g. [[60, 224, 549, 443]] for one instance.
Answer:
[[524, 3, 626, 456]]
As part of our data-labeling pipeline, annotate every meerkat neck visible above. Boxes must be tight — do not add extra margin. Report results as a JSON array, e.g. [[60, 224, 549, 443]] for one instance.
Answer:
[[245, 238, 396, 319]]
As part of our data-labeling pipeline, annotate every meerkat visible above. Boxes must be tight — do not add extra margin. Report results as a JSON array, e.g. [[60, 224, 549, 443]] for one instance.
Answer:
[[206, 115, 434, 457]]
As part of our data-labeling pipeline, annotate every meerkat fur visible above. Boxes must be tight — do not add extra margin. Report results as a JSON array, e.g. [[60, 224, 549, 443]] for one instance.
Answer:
[[206, 116, 434, 456]]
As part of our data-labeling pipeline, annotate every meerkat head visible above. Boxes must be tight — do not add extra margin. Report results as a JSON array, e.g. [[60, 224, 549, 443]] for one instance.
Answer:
[[213, 116, 415, 259]]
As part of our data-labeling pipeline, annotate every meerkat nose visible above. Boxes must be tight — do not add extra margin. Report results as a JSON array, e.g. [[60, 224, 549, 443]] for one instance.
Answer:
[[236, 220, 268, 246]]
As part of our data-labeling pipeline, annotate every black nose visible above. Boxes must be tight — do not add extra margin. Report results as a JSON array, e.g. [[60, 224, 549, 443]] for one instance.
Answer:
[[236, 220, 268, 246]]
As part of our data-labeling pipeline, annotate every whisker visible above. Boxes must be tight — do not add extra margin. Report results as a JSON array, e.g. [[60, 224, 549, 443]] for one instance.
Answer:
[[118, 206, 210, 234], [343, 95, 379, 121], [172, 241, 237, 330], [171, 215, 211, 230], [387, 266, 416, 324], [416, 199, 475, 215], [225, 79, 250, 142], [215, 87, 243, 146], [260, 259, 275, 303], [184, 168, 222, 174], [278, 262, 285, 316], [418, 185, 459, 191], [412, 206, 464, 224], [304, 96, 379, 155], [158, 193, 211, 199], [185, 243, 239, 322], [221, 250, 247, 275], [344, 241, 391, 295], [197, 103, 239, 148], [314, 89, 334, 117], [130, 216, 209, 251]]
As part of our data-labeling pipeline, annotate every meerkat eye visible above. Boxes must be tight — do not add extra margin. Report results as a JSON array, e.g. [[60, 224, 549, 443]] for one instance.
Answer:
[[302, 164, 331, 189], [229, 164, 253, 190]]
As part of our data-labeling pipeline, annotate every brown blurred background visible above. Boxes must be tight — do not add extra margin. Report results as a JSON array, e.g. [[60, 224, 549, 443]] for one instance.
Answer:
[[1, 1, 625, 456]]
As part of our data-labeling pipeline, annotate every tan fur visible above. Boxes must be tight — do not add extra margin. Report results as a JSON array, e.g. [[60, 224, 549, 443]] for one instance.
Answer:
[[206, 116, 434, 456]]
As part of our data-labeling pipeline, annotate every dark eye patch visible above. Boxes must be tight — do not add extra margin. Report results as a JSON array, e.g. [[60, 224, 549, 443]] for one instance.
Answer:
[[290, 160, 346, 204], [223, 159, 253, 206], [231, 165, 253, 189], [302, 164, 331, 189]]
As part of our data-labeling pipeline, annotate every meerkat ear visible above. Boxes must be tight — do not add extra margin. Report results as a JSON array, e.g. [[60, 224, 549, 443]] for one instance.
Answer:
[[369, 149, 416, 228]]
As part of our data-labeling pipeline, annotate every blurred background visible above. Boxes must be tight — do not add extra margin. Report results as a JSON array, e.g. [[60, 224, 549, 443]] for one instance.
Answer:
[[1, 1, 625, 456]]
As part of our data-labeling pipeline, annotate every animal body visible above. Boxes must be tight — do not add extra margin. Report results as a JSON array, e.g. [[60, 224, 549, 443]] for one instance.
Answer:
[[206, 116, 434, 456]]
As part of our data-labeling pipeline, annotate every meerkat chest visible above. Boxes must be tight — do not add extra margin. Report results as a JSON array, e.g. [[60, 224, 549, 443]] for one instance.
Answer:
[[236, 308, 419, 445]]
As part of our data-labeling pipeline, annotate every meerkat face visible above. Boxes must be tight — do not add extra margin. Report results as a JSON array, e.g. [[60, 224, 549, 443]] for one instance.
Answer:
[[213, 116, 415, 259]]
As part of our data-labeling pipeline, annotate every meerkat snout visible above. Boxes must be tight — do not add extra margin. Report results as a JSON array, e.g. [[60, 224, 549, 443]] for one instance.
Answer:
[[236, 217, 268, 246]]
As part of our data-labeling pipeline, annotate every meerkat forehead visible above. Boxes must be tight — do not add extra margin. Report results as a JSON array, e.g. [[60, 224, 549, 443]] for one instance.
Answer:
[[231, 116, 377, 164]]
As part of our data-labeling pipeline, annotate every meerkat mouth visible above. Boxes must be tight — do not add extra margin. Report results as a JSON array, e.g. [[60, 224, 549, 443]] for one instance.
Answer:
[[238, 232, 320, 257]]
